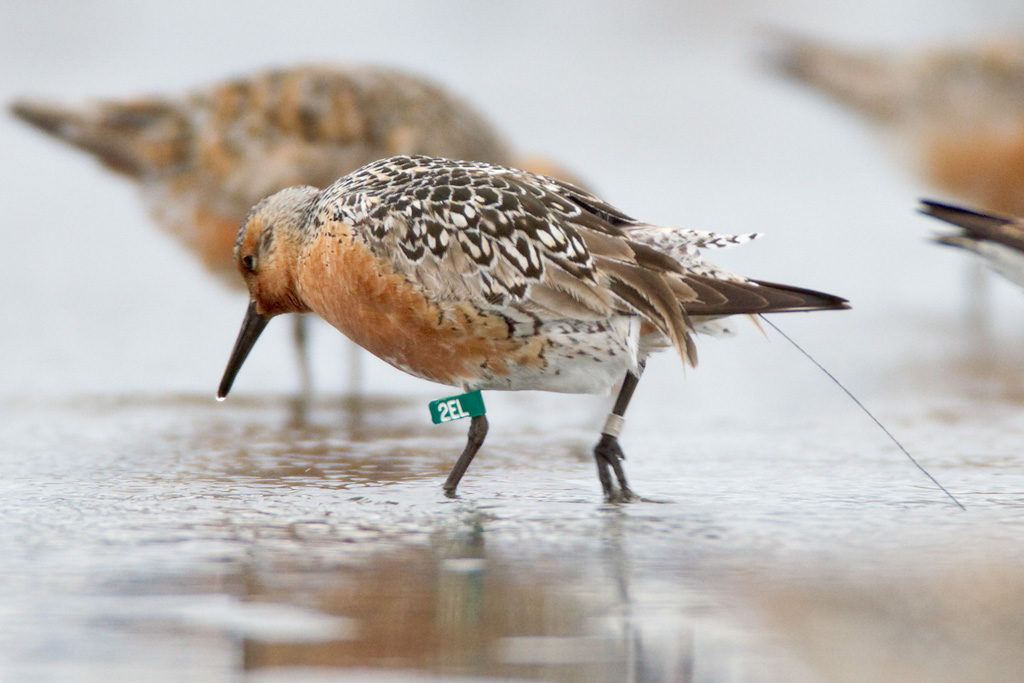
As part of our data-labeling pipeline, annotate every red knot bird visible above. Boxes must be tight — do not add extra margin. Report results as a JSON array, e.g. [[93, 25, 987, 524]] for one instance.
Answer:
[[769, 33, 1024, 216], [217, 155, 849, 501], [10, 65, 582, 392], [920, 200, 1024, 289]]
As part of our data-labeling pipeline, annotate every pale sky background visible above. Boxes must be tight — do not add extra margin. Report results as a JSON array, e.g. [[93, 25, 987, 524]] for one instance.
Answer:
[[3, 0, 1023, 410]]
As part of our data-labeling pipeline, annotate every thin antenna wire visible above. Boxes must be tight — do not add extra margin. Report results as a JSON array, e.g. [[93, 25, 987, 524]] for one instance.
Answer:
[[758, 315, 966, 510]]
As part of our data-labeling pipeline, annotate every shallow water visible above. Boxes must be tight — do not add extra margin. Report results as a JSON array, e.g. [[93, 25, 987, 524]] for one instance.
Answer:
[[3, 322, 1024, 682], [4, 1, 1024, 681]]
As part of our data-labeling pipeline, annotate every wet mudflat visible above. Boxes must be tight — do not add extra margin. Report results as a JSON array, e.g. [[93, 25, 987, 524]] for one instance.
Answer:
[[2, 309, 1024, 682]]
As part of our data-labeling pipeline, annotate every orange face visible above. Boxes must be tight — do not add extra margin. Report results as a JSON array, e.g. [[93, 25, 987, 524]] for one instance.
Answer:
[[233, 188, 319, 317], [218, 186, 319, 398]]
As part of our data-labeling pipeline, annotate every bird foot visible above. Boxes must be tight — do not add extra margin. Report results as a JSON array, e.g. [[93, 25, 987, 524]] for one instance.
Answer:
[[593, 434, 641, 503]]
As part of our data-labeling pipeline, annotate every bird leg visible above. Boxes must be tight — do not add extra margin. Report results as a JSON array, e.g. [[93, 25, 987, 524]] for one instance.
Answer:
[[443, 414, 489, 497], [594, 361, 646, 502], [291, 315, 313, 399]]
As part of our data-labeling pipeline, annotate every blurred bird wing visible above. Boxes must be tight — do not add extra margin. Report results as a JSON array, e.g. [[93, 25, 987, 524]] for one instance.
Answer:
[[920, 200, 1024, 253]]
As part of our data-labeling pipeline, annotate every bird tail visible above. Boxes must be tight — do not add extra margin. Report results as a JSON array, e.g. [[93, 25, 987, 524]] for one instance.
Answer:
[[10, 97, 191, 178], [604, 233, 849, 368], [749, 280, 851, 313], [764, 29, 901, 122], [671, 274, 850, 318], [919, 199, 1024, 252]]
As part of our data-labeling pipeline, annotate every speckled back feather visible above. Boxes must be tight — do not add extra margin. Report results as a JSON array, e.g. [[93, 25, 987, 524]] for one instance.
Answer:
[[314, 155, 848, 366]]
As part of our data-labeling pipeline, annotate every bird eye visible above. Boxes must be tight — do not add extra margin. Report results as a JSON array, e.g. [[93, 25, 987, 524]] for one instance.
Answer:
[[242, 255, 257, 272]]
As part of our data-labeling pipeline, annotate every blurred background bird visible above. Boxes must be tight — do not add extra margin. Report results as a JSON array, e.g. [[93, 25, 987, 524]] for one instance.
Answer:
[[10, 64, 584, 396], [767, 33, 1024, 321], [768, 33, 1024, 216], [920, 200, 1024, 289]]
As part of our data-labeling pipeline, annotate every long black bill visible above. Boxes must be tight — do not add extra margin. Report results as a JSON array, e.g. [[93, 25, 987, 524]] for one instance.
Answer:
[[217, 301, 270, 400]]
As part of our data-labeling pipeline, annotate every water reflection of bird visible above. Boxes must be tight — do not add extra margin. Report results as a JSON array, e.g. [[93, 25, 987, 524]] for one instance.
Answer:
[[769, 33, 1024, 216], [920, 200, 1024, 289], [216, 155, 848, 501], [10, 65, 582, 394]]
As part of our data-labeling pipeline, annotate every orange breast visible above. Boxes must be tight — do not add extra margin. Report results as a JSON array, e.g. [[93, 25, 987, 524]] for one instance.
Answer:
[[296, 228, 544, 387]]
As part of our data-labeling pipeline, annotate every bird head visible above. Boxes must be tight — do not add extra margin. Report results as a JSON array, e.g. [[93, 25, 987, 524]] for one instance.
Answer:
[[218, 185, 319, 399]]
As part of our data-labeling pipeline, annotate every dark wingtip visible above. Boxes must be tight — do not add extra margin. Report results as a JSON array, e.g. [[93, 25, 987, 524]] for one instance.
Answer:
[[930, 234, 971, 250], [917, 198, 951, 212], [9, 98, 161, 177], [752, 279, 851, 312], [9, 99, 70, 136], [759, 26, 818, 78], [916, 199, 1024, 252], [831, 298, 853, 311], [917, 198, 1006, 223], [8, 100, 29, 119]]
